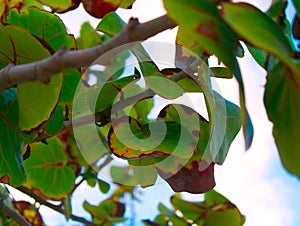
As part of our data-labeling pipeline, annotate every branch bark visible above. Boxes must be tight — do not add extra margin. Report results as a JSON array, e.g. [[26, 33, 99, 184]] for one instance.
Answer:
[[16, 186, 97, 226], [0, 15, 177, 91], [0, 197, 31, 226]]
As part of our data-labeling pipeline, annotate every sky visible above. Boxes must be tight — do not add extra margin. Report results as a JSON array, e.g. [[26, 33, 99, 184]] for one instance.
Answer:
[[10, 0, 300, 225]]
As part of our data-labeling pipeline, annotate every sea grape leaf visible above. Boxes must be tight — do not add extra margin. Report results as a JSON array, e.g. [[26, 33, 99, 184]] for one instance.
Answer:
[[0, 24, 50, 69], [144, 76, 184, 99], [24, 137, 75, 199], [120, 0, 135, 9], [0, 89, 26, 185], [246, 44, 268, 68], [210, 67, 233, 79], [97, 12, 126, 36], [161, 68, 203, 92], [170, 192, 244, 226], [221, 2, 296, 71], [89, 75, 138, 113], [213, 92, 241, 164], [77, 22, 103, 49], [8, 7, 76, 51], [44, 105, 64, 136], [264, 63, 300, 177], [83, 200, 125, 224], [0, 24, 63, 132], [164, 0, 253, 150], [59, 69, 81, 104], [18, 73, 63, 132], [37, 0, 71, 10], [108, 116, 195, 160]]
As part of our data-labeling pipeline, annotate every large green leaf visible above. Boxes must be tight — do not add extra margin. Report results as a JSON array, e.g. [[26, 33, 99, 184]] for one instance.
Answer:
[[163, 0, 253, 150], [0, 24, 50, 69], [8, 7, 76, 51], [8, 7, 79, 105], [0, 89, 26, 185], [24, 137, 75, 199], [264, 63, 300, 177], [18, 73, 63, 132], [221, 2, 297, 72], [0, 23, 64, 132], [109, 116, 195, 160]]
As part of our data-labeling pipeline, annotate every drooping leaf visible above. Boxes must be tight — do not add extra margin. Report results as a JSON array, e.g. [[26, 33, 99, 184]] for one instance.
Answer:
[[0, 89, 26, 185], [24, 137, 76, 199], [246, 44, 268, 68], [264, 63, 300, 177], [221, 2, 295, 69], [164, 0, 253, 150]]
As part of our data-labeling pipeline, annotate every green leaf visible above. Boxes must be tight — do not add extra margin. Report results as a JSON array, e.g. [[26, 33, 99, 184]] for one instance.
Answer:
[[108, 117, 195, 160], [246, 44, 268, 68], [45, 105, 64, 136], [59, 69, 81, 104], [110, 166, 137, 186], [98, 179, 110, 194], [8, 7, 76, 51], [144, 76, 184, 99], [221, 2, 294, 67], [210, 67, 233, 79], [77, 22, 103, 49], [96, 12, 126, 36], [37, 0, 71, 10], [24, 137, 75, 199], [0, 89, 26, 185], [0, 24, 50, 69], [18, 73, 63, 132], [83, 199, 125, 224], [169, 192, 244, 226], [89, 75, 138, 112], [264, 63, 300, 177], [120, 0, 136, 9], [164, 0, 253, 150], [213, 92, 241, 164]]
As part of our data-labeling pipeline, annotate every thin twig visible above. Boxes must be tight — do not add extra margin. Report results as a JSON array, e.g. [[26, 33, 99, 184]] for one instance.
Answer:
[[0, 197, 31, 226], [0, 15, 176, 91], [16, 186, 97, 226]]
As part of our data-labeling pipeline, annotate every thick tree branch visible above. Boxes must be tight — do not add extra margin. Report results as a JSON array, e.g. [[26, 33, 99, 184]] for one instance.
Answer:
[[0, 15, 177, 91], [0, 197, 31, 226]]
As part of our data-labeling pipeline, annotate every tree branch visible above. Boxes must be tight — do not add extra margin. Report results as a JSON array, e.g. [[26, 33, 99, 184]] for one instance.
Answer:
[[0, 197, 31, 226], [0, 15, 177, 91], [16, 186, 97, 226]]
